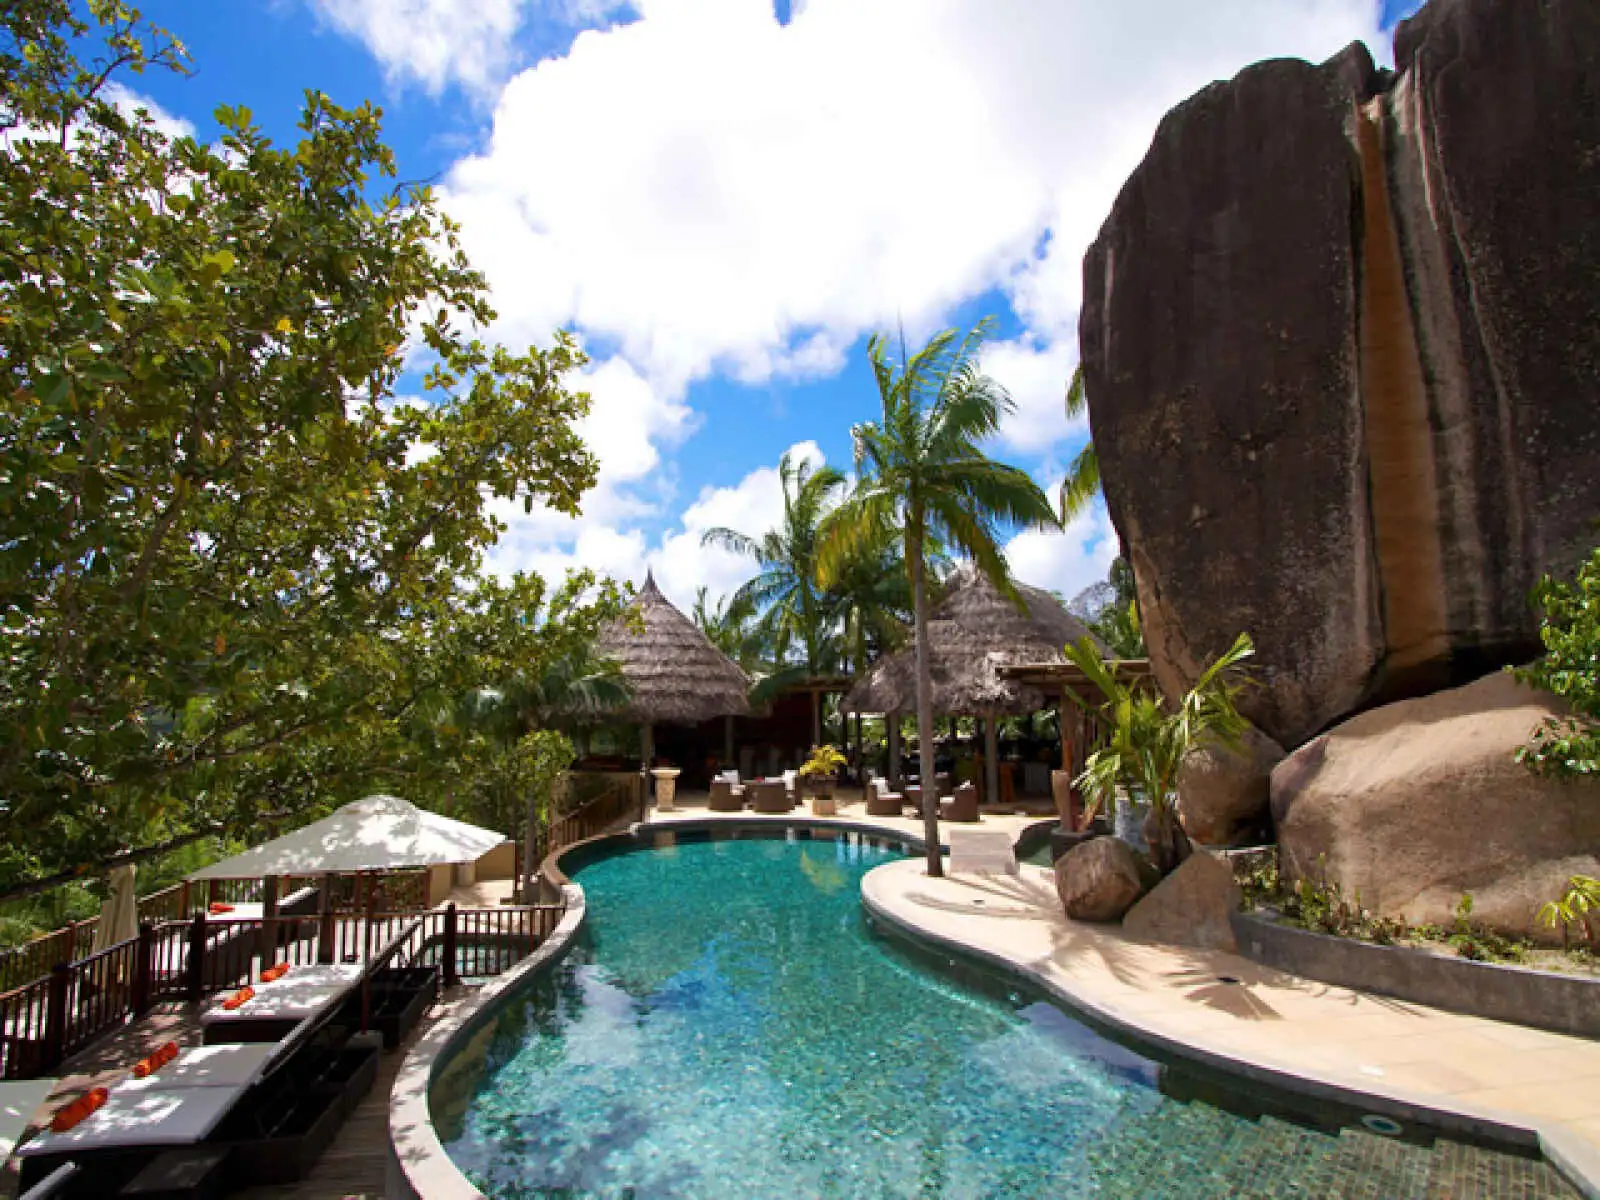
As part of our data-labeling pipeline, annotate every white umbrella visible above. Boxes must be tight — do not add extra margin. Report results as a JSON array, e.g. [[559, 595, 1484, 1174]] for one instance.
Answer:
[[91, 864, 139, 954], [186, 794, 508, 880]]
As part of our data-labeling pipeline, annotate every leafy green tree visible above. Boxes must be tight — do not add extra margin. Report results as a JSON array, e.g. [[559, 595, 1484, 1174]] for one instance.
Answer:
[[818, 321, 1059, 876], [691, 585, 768, 673], [1062, 633, 1253, 875], [0, 2, 613, 890], [1513, 542, 1600, 777]]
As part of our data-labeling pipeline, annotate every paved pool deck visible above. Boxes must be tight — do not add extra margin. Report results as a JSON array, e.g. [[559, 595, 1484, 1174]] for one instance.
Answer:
[[862, 858, 1600, 1197]]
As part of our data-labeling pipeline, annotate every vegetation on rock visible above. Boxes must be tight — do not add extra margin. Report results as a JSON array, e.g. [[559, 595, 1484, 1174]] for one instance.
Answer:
[[1513, 540, 1600, 777]]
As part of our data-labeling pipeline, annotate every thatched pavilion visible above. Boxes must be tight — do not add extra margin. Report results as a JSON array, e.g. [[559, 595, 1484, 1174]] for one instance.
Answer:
[[596, 571, 751, 806], [840, 563, 1097, 808]]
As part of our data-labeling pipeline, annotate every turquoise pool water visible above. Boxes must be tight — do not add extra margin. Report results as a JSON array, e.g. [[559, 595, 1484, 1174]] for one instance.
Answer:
[[435, 833, 1576, 1199]]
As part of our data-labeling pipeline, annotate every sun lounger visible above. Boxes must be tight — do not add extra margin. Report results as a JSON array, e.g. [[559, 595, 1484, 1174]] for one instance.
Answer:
[[0, 1080, 57, 1161], [199, 963, 363, 1044], [119, 1043, 280, 1091], [948, 828, 1019, 876]]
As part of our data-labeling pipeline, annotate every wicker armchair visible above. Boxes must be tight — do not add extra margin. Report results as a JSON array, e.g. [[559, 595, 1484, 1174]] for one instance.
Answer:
[[865, 779, 903, 817], [747, 780, 791, 813], [940, 781, 979, 823], [709, 779, 745, 811]]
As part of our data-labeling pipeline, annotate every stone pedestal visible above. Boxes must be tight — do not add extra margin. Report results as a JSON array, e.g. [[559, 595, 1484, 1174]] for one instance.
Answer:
[[650, 767, 681, 812]]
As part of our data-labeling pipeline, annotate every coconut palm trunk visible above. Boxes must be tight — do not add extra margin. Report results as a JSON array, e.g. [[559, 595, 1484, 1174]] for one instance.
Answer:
[[908, 523, 941, 875]]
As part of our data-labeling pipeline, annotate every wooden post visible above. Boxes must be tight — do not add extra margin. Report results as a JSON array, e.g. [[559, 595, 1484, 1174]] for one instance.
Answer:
[[132, 923, 154, 1016], [179, 879, 191, 917], [207, 879, 220, 908], [723, 714, 734, 765], [442, 902, 460, 988], [810, 689, 822, 748], [887, 713, 902, 789], [185, 912, 207, 1003], [42, 963, 71, 1070], [261, 875, 280, 967], [317, 906, 336, 965], [984, 713, 1000, 810], [639, 722, 654, 822]]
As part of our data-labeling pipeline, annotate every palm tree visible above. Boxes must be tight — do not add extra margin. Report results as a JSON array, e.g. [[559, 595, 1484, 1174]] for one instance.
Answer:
[[1059, 365, 1099, 522], [691, 586, 767, 673], [818, 319, 1059, 876], [702, 450, 847, 740]]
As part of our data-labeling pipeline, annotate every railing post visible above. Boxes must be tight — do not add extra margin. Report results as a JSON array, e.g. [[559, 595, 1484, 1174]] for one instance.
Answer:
[[179, 879, 190, 917], [132, 923, 154, 1016], [442, 903, 460, 988], [42, 963, 71, 1071], [317, 907, 335, 965], [185, 912, 207, 1003]]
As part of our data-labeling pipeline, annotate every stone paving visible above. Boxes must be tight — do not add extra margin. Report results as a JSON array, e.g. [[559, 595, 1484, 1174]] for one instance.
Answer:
[[862, 859, 1600, 1196]]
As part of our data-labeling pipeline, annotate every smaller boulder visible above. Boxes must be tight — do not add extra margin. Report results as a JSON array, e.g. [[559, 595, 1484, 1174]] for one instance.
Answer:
[[1122, 850, 1242, 952], [1178, 725, 1285, 845], [1055, 837, 1154, 922]]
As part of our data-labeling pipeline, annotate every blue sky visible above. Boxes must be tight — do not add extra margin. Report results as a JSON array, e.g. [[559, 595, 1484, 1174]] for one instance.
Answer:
[[128, 0, 1418, 608]]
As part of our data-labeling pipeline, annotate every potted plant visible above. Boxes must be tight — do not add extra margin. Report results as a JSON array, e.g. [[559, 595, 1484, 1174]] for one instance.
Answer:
[[1061, 632, 1254, 876], [798, 744, 848, 816]]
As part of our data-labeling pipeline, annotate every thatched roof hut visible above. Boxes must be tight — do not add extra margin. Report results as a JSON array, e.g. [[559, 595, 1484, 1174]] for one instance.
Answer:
[[840, 563, 1096, 717], [596, 572, 752, 725]]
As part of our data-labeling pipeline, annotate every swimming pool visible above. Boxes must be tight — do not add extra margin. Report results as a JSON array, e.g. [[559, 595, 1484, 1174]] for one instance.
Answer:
[[433, 832, 1577, 1198]]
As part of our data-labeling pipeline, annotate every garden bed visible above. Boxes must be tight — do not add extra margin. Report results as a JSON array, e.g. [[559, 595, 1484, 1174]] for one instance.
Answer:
[[1232, 909, 1600, 1039]]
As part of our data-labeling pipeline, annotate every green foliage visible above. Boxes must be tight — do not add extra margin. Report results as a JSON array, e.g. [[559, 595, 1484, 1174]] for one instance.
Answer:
[[1087, 557, 1145, 659], [1538, 875, 1600, 948], [453, 728, 574, 842], [798, 744, 847, 779], [1058, 365, 1100, 523], [817, 319, 1059, 875], [702, 451, 846, 674], [1513, 542, 1600, 776], [1064, 632, 1253, 872], [0, 3, 615, 887]]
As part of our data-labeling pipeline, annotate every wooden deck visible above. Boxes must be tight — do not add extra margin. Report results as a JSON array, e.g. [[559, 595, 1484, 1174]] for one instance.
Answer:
[[1, 987, 480, 1200]]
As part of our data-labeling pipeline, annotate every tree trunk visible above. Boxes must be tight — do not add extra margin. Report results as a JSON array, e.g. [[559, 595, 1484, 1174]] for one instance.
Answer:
[[1146, 803, 1193, 876], [908, 525, 941, 876], [887, 712, 902, 789], [984, 712, 999, 809]]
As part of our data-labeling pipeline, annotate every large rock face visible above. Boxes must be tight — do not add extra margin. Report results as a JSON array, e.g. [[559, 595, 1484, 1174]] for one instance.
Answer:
[[1054, 837, 1153, 923], [1271, 671, 1600, 941], [1079, 0, 1600, 749], [1123, 851, 1241, 952], [1177, 725, 1285, 846]]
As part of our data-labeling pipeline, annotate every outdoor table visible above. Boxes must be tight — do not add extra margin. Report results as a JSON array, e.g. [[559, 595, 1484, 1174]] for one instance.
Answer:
[[118, 1043, 281, 1091], [0, 1078, 56, 1159]]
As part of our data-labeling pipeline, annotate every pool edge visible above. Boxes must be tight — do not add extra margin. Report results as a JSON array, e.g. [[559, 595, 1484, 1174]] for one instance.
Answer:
[[858, 862, 1600, 1200]]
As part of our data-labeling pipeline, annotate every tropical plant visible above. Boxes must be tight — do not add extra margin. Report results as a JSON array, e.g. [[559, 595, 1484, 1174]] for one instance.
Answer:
[[818, 320, 1060, 876], [1538, 875, 1600, 949], [1062, 632, 1254, 874], [0, 3, 614, 893], [1513, 540, 1600, 777], [798, 744, 848, 779], [1058, 365, 1100, 523], [1087, 558, 1145, 659], [702, 450, 846, 674], [691, 586, 768, 673]]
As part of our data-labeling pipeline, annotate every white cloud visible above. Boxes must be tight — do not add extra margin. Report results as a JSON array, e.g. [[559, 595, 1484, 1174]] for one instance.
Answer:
[[307, 0, 528, 96], [1005, 501, 1120, 604], [982, 337, 1085, 455], [101, 82, 196, 140], [443, 0, 1385, 402]]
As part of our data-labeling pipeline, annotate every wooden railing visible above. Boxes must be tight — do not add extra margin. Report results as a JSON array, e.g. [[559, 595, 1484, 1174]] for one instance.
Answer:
[[0, 899, 565, 1080], [522, 778, 636, 880]]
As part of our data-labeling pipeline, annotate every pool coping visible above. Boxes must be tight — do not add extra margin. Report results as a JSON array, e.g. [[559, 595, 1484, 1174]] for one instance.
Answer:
[[860, 862, 1600, 1200]]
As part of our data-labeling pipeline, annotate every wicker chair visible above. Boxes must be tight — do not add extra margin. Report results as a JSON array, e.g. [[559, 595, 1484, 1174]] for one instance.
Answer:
[[708, 779, 744, 811], [865, 779, 903, 817], [940, 781, 979, 823], [747, 780, 791, 813]]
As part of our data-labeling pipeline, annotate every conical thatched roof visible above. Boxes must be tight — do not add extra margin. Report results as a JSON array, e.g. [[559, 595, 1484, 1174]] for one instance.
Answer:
[[596, 572, 752, 724], [841, 563, 1098, 716]]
